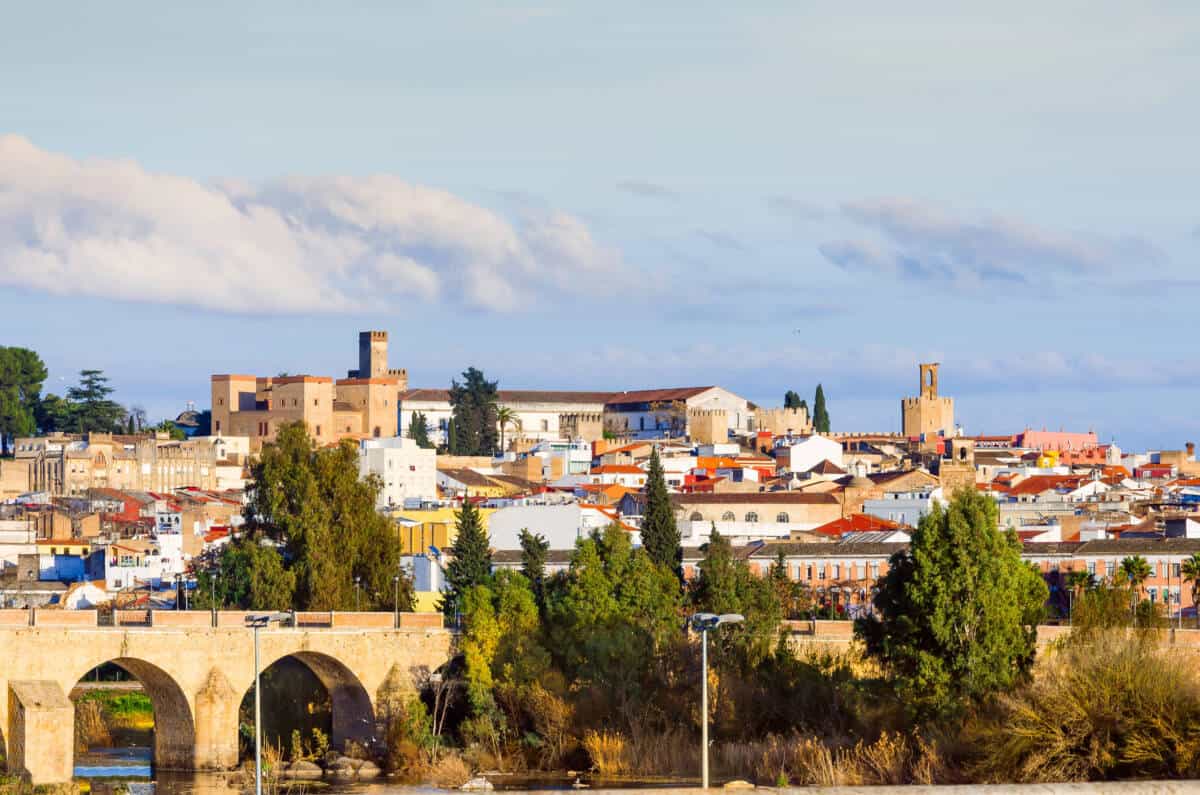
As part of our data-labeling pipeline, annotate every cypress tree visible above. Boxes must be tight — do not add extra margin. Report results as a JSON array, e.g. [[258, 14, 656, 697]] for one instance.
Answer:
[[407, 411, 433, 449], [813, 384, 830, 433], [518, 528, 550, 606], [640, 446, 682, 579], [783, 390, 802, 410], [443, 500, 492, 619]]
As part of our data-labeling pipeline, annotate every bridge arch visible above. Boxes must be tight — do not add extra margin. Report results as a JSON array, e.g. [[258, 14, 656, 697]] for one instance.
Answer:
[[71, 657, 196, 770], [247, 650, 376, 752]]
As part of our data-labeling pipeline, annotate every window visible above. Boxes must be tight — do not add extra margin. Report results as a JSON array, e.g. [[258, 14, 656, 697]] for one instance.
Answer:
[[871, 562, 880, 579], [776, 512, 789, 523], [833, 563, 841, 580], [806, 564, 813, 580], [818, 565, 825, 580], [1174, 563, 1182, 579], [690, 512, 703, 521], [745, 512, 758, 522], [541, 419, 549, 432], [218, 397, 225, 406], [373, 426, 381, 438], [1087, 561, 1096, 576], [315, 425, 322, 436], [313, 398, 318, 406], [721, 511, 735, 521]]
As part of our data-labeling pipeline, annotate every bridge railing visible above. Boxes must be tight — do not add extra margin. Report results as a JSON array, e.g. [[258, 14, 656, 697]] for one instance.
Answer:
[[0, 608, 447, 629]]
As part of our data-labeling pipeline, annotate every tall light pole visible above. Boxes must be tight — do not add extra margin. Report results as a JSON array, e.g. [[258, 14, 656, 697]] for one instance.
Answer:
[[392, 575, 401, 628], [690, 612, 743, 789], [354, 575, 362, 612], [246, 613, 288, 795]]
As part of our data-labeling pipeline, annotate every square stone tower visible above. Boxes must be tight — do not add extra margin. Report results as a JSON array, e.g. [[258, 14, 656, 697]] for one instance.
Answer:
[[348, 330, 408, 389], [901, 363, 955, 441]]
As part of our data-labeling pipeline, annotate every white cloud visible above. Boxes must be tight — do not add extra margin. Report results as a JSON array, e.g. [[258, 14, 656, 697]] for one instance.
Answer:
[[820, 197, 1165, 285], [0, 136, 622, 313]]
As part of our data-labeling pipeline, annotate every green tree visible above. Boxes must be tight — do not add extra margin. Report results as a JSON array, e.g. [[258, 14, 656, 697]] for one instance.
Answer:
[[67, 369, 126, 433], [406, 411, 433, 449], [855, 487, 1048, 721], [242, 422, 409, 611], [783, 390, 802, 410], [443, 500, 492, 619], [518, 528, 550, 606], [546, 524, 682, 728], [1065, 568, 1094, 593], [495, 405, 521, 453], [812, 384, 830, 433], [448, 367, 499, 455], [153, 420, 186, 440], [0, 347, 48, 454], [691, 528, 782, 670], [1118, 555, 1152, 598], [197, 537, 297, 610], [1183, 553, 1200, 627], [35, 393, 74, 433], [640, 446, 681, 579]]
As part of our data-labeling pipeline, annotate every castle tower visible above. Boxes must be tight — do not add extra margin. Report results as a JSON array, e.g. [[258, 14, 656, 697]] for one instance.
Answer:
[[358, 330, 388, 378], [939, 438, 976, 494], [901, 363, 955, 443], [560, 412, 604, 443]]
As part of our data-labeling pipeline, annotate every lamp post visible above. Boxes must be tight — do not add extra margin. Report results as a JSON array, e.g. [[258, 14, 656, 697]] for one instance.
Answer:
[[246, 613, 289, 795], [210, 561, 220, 625], [354, 576, 362, 612], [690, 612, 744, 789], [392, 575, 401, 628]]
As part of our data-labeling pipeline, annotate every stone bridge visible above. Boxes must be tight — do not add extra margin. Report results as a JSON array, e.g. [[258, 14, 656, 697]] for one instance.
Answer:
[[0, 608, 455, 785]]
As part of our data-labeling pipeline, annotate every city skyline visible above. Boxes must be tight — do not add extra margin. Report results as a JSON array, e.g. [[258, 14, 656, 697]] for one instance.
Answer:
[[2, 2, 1198, 449]]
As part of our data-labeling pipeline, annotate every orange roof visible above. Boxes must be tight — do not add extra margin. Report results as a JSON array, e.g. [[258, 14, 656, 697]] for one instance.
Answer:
[[1006, 475, 1086, 497], [591, 465, 645, 475], [812, 513, 903, 538]]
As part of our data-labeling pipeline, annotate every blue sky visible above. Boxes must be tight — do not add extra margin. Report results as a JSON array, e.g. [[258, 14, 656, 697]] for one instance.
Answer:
[[2, 2, 1198, 449]]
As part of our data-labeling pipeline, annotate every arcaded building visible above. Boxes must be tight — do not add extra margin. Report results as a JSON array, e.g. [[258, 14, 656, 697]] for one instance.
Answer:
[[211, 331, 405, 451]]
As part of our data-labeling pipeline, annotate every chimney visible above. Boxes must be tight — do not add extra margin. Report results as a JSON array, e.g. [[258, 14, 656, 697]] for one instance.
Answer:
[[1188, 442, 1196, 459]]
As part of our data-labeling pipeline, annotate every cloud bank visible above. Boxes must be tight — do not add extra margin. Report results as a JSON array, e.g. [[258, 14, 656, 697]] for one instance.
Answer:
[[819, 197, 1165, 285], [0, 136, 621, 313]]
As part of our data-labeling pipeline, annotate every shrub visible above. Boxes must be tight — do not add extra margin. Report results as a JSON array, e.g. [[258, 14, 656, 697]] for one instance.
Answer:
[[429, 752, 472, 787], [967, 629, 1200, 782], [582, 730, 627, 776]]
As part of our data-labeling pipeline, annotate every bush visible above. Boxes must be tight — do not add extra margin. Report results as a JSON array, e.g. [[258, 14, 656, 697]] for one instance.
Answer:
[[582, 730, 627, 776], [967, 629, 1200, 782], [429, 752, 472, 787]]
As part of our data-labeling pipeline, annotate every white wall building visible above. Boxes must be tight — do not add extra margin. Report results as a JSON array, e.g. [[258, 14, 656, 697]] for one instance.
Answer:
[[360, 436, 438, 507], [777, 435, 845, 474], [604, 386, 753, 439], [399, 389, 613, 448], [487, 503, 637, 551], [862, 487, 946, 527]]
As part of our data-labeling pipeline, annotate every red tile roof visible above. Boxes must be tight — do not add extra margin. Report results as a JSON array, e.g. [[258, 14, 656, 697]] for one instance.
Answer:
[[812, 514, 903, 538], [590, 465, 645, 475]]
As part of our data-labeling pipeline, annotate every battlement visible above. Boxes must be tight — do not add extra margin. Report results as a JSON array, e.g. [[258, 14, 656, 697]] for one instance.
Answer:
[[686, 408, 728, 418], [362, 330, 388, 342], [560, 412, 604, 442]]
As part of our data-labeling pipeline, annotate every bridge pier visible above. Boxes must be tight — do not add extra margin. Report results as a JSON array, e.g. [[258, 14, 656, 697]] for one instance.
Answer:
[[7, 681, 73, 786], [193, 667, 240, 770]]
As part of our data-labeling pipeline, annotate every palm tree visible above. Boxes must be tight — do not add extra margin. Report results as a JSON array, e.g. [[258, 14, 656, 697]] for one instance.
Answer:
[[1182, 553, 1200, 627], [495, 405, 521, 453], [1119, 554, 1153, 600], [1065, 568, 1094, 593]]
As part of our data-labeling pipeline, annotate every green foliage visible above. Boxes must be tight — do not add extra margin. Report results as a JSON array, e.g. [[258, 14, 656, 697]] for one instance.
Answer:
[[205, 536, 297, 610], [691, 529, 782, 670], [34, 393, 73, 434], [855, 487, 1048, 721], [443, 500, 492, 618], [1183, 553, 1200, 622], [518, 528, 549, 606], [1118, 555, 1152, 593], [812, 384, 830, 433], [66, 369, 126, 433], [0, 347, 47, 453], [152, 419, 186, 440], [407, 411, 434, 449], [232, 422, 411, 611], [495, 405, 521, 452], [546, 524, 682, 725], [783, 390, 802, 410], [448, 366, 499, 455], [641, 447, 681, 578]]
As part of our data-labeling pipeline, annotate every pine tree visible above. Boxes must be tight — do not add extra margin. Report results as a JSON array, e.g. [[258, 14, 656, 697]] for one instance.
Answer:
[[691, 528, 782, 669], [407, 411, 433, 449], [855, 487, 1048, 720], [448, 367, 499, 455], [812, 384, 830, 433], [518, 528, 549, 606], [783, 390, 802, 410], [640, 446, 681, 579], [443, 500, 493, 619]]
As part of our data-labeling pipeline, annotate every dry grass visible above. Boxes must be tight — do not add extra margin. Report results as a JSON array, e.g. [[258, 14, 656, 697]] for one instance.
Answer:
[[428, 752, 472, 787], [581, 730, 627, 776], [967, 629, 1200, 782], [713, 731, 945, 786], [74, 699, 112, 751]]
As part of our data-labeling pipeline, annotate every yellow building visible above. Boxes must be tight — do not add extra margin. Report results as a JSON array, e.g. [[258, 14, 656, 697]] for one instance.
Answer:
[[391, 506, 497, 555]]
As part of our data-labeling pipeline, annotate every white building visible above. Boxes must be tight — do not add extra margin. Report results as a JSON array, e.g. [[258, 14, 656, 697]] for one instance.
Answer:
[[359, 437, 438, 507], [0, 520, 36, 571], [487, 503, 637, 551], [776, 435, 845, 474], [862, 487, 946, 527], [604, 386, 753, 439], [399, 389, 614, 448]]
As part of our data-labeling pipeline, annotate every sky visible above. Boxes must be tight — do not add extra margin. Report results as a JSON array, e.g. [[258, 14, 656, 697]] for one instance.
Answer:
[[1, 1, 1198, 450]]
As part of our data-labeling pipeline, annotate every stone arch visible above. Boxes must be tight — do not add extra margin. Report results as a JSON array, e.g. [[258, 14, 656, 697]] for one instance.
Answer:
[[72, 657, 196, 770], [254, 651, 376, 750]]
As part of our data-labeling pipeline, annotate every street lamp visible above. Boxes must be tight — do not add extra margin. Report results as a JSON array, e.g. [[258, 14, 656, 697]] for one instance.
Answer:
[[246, 613, 290, 795], [690, 612, 744, 789], [210, 561, 220, 624], [354, 576, 362, 612], [392, 575, 401, 628]]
